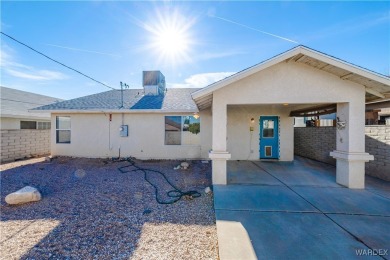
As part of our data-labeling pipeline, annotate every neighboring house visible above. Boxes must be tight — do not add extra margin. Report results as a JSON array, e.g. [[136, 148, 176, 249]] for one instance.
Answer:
[[380, 108, 390, 125], [0, 87, 62, 163], [365, 99, 390, 125], [33, 46, 390, 189], [0, 86, 62, 130]]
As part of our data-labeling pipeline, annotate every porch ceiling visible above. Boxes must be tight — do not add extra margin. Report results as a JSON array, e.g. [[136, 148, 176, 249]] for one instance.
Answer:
[[289, 103, 337, 117]]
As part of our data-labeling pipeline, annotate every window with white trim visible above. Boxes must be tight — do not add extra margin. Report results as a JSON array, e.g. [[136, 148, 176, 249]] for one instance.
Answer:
[[165, 116, 200, 145], [56, 116, 71, 143]]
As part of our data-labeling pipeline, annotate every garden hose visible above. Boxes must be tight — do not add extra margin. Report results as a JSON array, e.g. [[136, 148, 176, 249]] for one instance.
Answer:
[[117, 157, 201, 204]]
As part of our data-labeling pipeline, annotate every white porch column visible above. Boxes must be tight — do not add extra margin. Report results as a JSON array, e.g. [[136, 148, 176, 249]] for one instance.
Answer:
[[209, 102, 231, 185], [330, 102, 374, 189]]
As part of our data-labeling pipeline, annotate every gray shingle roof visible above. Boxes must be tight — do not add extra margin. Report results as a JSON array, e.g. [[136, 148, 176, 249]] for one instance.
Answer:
[[1, 86, 62, 119], [33, 88, 201, 112]]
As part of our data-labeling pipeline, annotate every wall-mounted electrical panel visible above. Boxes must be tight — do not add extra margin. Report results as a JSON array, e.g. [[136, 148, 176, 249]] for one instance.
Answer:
[[120, 125, 128, 137]]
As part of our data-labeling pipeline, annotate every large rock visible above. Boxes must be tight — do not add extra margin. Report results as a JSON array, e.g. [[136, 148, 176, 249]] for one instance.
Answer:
[[5, 186, 42, 205]]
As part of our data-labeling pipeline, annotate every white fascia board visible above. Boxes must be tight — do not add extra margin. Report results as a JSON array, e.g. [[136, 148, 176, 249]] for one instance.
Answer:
[[192, 45, 390, 100], [299, 47, 390, 87], [30, 109, 199, 114], [1, 114, 51, 120]]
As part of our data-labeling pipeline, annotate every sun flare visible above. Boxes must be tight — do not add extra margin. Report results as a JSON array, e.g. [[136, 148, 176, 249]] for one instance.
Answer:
[[157, 28, 188, 56], [143, 9, 195, 65]]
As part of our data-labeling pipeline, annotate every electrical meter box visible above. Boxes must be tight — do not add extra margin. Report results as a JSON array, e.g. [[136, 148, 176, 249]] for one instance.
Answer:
[[120, 125, 128, 137]]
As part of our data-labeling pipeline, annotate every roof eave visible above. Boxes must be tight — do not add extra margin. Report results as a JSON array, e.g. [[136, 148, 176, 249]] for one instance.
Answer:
[[191, 45, 390, 100], [30, 108, 199, 114]]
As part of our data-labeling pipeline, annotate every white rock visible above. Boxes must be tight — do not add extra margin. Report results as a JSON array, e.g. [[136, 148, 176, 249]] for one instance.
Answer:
[[205, 187, 212, 194], [181, 162, 189, 168], [5, 186, 42, 205], [174, 165, 181, 170], [183, 166, 188, 170]]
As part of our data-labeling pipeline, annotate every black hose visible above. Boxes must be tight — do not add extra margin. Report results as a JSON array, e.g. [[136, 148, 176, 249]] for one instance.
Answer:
[[117, 157, 201, 204]]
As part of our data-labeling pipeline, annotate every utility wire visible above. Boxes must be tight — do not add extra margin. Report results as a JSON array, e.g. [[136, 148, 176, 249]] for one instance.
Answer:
[[1, 32, 116, 90]]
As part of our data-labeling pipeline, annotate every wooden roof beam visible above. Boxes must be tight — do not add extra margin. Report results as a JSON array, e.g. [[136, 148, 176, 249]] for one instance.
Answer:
[[366, 87, 385, 99]]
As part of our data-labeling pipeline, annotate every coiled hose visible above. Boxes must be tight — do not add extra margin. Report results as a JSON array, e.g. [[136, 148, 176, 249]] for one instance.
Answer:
[[118, 157, 201, 204]]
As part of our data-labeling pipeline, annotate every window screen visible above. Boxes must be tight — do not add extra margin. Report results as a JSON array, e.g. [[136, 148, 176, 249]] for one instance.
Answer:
[[37, 122, 51, 130]]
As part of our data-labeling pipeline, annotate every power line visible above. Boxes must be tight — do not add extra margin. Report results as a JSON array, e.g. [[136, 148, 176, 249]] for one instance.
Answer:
[[1, 32, 116, 90]]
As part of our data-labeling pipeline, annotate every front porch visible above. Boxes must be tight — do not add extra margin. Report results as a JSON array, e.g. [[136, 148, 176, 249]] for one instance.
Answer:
[[215, 156, 390, 259], [191, 46, 389, 189], [228, 156, 338, 187]]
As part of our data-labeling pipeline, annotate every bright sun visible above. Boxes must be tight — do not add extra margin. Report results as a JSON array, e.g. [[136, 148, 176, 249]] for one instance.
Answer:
[[143, 8, 194, 65], [157, 28, 188, 56]]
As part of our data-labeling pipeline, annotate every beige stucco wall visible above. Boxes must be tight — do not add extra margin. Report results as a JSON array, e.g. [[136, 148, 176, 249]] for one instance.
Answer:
[[210, 61, 366, 162], [51, 110, 212, 159], [0, 117, 21, 130], [0, 117, 51, 130], [227, 105, 293, 161]]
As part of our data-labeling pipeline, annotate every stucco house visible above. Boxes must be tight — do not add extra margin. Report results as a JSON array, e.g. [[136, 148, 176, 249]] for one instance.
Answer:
[[34, 46, 390, 189], [0, 86, 62, 130]]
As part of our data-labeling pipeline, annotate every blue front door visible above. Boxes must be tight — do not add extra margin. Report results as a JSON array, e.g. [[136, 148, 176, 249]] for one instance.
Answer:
[[259, 116, 279, 159]]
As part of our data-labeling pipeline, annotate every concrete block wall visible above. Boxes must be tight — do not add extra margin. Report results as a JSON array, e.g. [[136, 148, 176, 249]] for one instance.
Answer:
[[364, 126, 390, 181], [294, 126, 390, 181], [294, 127, 336, 165], [0, 130, 50, 163]]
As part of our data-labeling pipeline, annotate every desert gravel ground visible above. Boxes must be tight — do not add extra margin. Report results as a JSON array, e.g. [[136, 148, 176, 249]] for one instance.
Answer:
[[0, 157, 218, 259]]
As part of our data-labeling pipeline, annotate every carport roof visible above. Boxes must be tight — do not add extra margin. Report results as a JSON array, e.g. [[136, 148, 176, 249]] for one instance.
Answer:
[[192, 45, 390, 110]]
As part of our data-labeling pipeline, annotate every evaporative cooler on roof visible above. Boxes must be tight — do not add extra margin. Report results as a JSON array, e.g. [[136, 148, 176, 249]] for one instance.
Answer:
[[143, 71, 166, 96]]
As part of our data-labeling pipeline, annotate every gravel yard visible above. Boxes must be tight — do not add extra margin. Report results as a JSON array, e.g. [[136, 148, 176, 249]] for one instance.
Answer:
[[1, 157, 218, 259]]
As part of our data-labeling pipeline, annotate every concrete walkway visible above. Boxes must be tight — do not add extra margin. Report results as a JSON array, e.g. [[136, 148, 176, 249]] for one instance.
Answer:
[[215, 157, 390, 259]]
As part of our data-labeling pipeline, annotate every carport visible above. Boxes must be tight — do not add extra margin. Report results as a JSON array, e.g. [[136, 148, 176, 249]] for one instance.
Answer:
[[215, 156, 390, 259], [192, 45, 390, 189]]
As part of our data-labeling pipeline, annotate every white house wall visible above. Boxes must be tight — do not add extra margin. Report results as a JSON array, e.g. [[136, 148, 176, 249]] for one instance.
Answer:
[[1, 117, 21, 130], [213, 61, 366, 105], [227, 105, 293, 161], [0, 117, 51, 130], [211, 61, 366, 159], [51, 110, 212, 160]]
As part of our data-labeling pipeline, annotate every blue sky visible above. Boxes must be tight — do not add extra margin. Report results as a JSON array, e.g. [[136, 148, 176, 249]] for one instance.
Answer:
[[1, 1, 389, 99]]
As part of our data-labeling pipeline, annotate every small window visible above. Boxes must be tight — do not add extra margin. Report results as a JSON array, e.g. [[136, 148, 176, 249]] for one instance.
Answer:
[[265, 146, 272, 157], [56, 116, 71, 143], [165, 115, 201, 145], [165, 116, 182, 145], [263, 120, 275, 138], [37, 122, 51, 130], [20, 121, 37, 129]]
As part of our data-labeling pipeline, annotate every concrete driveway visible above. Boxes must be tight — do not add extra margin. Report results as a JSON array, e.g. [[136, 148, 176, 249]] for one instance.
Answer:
[[214, 157, 390, 259]]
